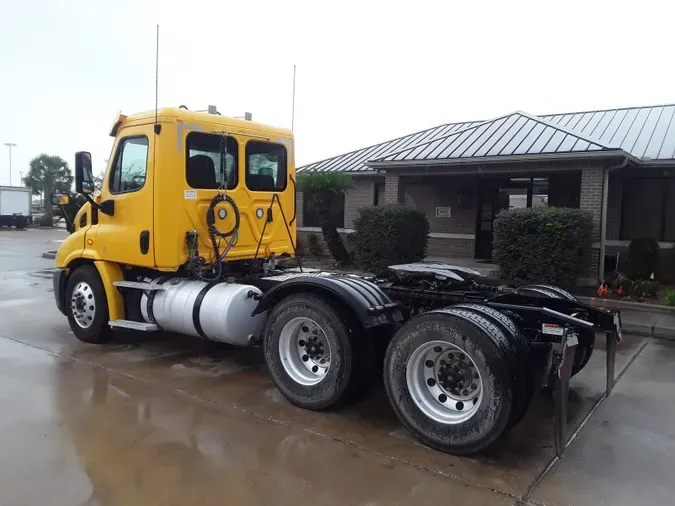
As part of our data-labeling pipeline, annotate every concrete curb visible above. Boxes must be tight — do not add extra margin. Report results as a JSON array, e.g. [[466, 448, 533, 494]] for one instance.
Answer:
[[578, 296, 675, 315]]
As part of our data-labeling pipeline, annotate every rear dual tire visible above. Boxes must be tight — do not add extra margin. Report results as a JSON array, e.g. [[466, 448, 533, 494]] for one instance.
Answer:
[[384, 307, 526, 455], [518, 284, 596, 377]]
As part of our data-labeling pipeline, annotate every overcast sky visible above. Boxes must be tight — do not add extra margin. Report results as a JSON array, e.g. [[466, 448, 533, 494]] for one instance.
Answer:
[[0, 0, 672, 185]]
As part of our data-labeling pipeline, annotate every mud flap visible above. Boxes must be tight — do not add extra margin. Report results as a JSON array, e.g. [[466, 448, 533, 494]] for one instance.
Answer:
[[552, 324, 620, 458], [606, 311, 621, 396], [552, 331, 577, 457]]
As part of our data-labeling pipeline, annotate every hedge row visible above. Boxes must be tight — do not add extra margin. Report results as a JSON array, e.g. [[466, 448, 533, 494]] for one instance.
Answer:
[[492, 207, 593, 285]]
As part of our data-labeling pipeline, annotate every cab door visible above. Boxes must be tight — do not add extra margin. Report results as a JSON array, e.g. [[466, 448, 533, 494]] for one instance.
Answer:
[[87, 126, 155, 267]]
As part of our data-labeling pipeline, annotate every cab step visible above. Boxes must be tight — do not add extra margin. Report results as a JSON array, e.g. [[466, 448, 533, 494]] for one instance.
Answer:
[[108, 320, 159, 332], [113, 281, 166, 291]]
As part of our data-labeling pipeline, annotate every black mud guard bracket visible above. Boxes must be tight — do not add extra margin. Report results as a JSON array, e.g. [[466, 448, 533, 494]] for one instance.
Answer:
[[251, 273, 404, 328], [551, 328, 619, 457]]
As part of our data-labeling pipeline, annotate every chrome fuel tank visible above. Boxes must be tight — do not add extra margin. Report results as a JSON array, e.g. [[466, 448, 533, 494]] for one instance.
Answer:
[[140, 279, 267, 346]]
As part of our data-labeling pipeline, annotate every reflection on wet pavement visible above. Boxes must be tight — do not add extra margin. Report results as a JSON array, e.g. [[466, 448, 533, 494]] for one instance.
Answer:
[[0, 338, 512, 506]]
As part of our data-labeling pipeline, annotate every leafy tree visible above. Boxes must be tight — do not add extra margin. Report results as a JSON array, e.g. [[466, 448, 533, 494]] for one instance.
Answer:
[[23, 154, 73, 212], [297, 171, 353, 265]]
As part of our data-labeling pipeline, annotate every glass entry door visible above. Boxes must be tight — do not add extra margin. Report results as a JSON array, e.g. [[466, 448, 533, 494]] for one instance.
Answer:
[[475, 176, 549, 259]]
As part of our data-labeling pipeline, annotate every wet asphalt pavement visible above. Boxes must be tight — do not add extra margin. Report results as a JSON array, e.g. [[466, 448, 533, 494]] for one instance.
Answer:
[[0, 228, 674, 506]]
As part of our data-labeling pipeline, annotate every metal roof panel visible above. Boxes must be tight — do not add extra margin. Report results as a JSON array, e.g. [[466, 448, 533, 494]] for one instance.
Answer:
[[632, 107, 663, 158], [300, 103, 675, 172], [644, 106, 675, 159]]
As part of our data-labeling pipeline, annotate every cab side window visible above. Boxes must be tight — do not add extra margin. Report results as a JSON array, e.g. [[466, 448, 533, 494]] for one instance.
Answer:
[[109, 137, 149, 194], [186, 133, 238, 189], [246, 141, 287, 191]]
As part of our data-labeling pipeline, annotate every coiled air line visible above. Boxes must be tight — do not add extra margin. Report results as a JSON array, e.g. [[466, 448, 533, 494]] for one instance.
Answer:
[[189, 193, 240, 280]]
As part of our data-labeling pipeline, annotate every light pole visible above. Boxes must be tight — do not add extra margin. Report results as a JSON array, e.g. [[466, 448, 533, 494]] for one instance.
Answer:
[[4, 143, 17, 186]]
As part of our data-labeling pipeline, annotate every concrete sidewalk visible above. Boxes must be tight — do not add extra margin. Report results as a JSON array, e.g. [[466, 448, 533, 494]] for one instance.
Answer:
[[617, 310, 675, 339], [579, 296, 675, 339]]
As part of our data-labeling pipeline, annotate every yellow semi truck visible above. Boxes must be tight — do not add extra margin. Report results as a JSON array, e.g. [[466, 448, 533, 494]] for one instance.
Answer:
[[52, 106, 621, 456]]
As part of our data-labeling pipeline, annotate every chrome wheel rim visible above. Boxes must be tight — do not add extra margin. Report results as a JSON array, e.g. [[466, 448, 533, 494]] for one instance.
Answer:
[[406, 340, 482, 424], [279, 317, 331, 386], [70, 281, 96, 329]]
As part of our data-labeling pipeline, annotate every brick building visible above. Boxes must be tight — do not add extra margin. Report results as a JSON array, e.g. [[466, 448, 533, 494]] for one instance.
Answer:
[[296, 105, 675, 283]]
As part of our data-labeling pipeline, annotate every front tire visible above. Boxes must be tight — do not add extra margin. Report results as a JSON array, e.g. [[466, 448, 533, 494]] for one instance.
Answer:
[[263, 293, 365, 411], [66, 265, 112, 344]]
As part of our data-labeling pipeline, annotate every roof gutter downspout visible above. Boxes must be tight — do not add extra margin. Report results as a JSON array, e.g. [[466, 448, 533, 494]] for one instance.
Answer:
[[599, 156, 629, 283]]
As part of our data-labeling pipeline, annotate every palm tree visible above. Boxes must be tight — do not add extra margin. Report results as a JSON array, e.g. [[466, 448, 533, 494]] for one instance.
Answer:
[[23, 154, 73, 213], [297, 171, 352, 265]]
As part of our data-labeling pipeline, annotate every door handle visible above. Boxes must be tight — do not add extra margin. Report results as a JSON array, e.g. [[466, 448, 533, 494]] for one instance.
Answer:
[[140, 231, 150, 255]]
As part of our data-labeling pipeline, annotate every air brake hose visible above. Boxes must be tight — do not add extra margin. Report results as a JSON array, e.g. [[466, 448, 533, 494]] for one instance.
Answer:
[[193, 193, 240, 280]]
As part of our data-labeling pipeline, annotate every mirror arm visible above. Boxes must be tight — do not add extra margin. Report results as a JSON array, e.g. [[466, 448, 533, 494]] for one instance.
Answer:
[[83, 193, 115, 216]]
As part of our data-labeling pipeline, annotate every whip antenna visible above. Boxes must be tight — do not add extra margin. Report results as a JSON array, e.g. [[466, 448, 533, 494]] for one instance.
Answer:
[[153, 24, 160, 134], [291, 64, 296, 132]]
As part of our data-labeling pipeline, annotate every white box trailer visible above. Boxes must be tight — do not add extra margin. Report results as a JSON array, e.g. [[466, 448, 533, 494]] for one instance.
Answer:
[[0, 186, 32, 229]]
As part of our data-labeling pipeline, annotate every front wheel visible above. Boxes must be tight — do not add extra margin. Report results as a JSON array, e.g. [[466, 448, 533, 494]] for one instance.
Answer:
[[65, 265, 112, 344]]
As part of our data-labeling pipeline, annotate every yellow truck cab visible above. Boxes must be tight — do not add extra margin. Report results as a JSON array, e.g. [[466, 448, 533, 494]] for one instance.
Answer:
[[57, 107, 297, 273]]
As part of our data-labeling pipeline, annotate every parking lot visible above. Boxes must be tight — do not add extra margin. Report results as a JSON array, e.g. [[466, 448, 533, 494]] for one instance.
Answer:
[[1, 228, 674, 506]]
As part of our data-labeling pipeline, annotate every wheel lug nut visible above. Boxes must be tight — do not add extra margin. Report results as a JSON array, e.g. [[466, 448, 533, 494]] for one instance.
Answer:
[[470, 383, 477, 390], [462, 390, 469, 396], [299, 340, 306, 347], [302, 355, 309, 362], [427, 378, 436, 387], [301, 326, 308, 332], [438, 394, 447, 403], [433, 346, 442, 353], [311, 366, 318, 373], [425, 360, 434, 368], [473, 373, 479, 379], [448, 354, 454, 360], [456, 401, 464, 411]]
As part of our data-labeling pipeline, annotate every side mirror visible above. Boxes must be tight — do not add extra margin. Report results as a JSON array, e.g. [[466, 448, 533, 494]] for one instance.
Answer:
[[75, 151, 94, 194], [50, 193, 70, 206]]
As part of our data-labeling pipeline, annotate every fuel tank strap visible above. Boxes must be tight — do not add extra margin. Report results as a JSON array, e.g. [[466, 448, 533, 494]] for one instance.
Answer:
[[192, 281, 220, 339], [146, 277, 168, 324]]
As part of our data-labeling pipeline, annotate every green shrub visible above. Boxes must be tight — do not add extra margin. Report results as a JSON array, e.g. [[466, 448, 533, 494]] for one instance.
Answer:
[[628, 237, 660, 280], [492, 207, 593, 285], [352, 205, 429, 272], [625, 279, 659, 298], [664, 289, 675, 306], [39, 214, 54, 227]]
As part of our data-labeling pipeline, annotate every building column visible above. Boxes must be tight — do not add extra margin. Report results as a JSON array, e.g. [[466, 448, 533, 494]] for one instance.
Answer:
[[580, 168, 604, 281], [384, 172, 402, 204]]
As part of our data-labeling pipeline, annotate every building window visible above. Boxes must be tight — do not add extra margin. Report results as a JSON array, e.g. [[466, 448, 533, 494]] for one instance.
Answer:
[[109, 136, 149, 194], [186, 133, 237, 189], [374, 182, 384, 206], [246, 141, 287, 191], [498, 177, 549, 209], [303, 192, 345, 228], [621, 178, 675, 241]]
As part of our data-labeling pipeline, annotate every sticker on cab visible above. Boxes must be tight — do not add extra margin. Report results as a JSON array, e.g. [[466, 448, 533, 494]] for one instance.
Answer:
[[184, 189, 197, 200]]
